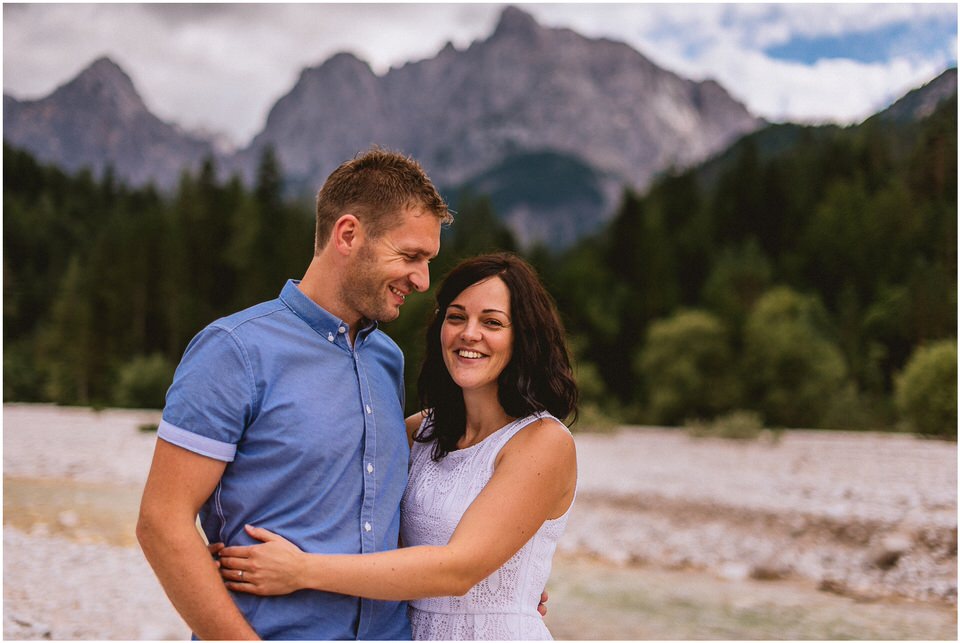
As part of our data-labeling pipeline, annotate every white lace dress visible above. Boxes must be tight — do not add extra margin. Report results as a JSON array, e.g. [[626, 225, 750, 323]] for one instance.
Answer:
[[400, 413, 574, 640]]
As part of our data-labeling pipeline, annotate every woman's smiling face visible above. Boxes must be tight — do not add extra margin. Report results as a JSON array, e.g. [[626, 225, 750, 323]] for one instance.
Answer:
[[440, 276, 514, 394]]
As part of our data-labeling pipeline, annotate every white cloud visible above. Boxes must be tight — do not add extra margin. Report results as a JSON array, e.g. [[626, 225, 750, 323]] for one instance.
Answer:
[[4, 3, 956, 145], [525, 3, 957, 124], [686, 41, 951, 124], [4, 3, 501, 145]]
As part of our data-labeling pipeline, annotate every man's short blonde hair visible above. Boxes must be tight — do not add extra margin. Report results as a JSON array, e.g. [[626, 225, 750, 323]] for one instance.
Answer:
[[314, 147, 452, 253]]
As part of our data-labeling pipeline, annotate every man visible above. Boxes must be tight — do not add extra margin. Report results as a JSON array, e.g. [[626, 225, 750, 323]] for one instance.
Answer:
[[137, 148, 451, 640]]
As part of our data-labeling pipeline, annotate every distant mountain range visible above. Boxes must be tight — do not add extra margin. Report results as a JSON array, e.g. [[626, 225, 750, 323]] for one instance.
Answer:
[[874, 66, 957, 124], [3, 57, 215, 189], [4, 6, 955, 247]]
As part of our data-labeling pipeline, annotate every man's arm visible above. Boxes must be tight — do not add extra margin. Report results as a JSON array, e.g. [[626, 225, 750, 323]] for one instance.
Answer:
[[137, 439, 259, 640]]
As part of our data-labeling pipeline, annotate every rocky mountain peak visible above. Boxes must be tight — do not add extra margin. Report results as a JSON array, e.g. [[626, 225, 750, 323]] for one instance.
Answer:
[[491, 5, 543, 41], [438, 41, 458, 57], [877, 67, 957, 123], [3, 56, 213, 190], [51, 55, 145, 122], [233, 4, 762, 245], [296, 51, 375, 89], [321, 51, 372, 73], [64, 57, 139, 97], [86, 56, 130, 78]]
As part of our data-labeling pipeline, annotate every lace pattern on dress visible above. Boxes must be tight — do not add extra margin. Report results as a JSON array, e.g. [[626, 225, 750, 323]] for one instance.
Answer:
[[400, 413, 574, 640]]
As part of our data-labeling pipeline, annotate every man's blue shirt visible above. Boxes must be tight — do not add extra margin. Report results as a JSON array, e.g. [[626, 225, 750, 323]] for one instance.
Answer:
[[159, 280, 411, 640]]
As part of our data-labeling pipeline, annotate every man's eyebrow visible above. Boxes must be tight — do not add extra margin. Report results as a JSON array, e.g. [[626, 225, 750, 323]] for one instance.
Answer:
[[404, 248, 437, 260]]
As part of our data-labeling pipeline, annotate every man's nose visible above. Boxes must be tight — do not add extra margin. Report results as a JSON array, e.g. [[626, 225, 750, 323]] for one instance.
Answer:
[[410, 262, 430, 292]]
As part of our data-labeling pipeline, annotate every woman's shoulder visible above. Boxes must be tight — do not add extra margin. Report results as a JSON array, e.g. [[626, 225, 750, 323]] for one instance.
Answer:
[[405, 410, 430, 443], [503, 414, 576, 458], [520, 412, 573, 435], [494, 414, 577, 495]]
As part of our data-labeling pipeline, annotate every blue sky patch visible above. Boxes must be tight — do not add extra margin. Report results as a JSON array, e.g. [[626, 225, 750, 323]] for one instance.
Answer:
[[765, 17, 957, 65]]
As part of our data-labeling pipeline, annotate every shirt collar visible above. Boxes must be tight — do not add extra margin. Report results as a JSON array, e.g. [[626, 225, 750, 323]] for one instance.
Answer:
[[279, 279, 378, 343]]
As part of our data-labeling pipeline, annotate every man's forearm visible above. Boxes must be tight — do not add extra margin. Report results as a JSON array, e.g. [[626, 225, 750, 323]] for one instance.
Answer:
[[138, 517, 259, 640]]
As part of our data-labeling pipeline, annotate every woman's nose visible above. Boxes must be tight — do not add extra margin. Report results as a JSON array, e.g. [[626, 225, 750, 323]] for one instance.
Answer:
[[461, 320, 481, 341]]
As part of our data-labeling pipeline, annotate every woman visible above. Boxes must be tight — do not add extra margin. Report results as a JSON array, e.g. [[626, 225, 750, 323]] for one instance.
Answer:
[[215, 253, 579, 640]]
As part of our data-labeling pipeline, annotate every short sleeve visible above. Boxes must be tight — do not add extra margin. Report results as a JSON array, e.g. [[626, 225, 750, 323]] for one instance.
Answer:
[[158, 326, 255, 462]]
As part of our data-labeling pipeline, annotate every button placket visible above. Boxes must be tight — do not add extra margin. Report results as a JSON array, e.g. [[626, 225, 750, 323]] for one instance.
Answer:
[[354, 347, 377, 553]]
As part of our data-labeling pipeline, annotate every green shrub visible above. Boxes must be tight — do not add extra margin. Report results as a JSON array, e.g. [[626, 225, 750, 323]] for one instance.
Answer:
[[701, 239, 773, 331], [742, 287, 847, 428], [636, 309, 739, 425], [685, 410, 779, 442], [3, 343, 46, 402], [819, 383, 894, 430], [572, 402, 621, 433], [895, 340, 957, 439], [112, 354, 175, 409]]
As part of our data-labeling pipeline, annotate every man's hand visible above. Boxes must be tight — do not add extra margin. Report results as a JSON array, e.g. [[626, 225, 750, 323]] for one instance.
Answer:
[[537, 590, 549, 617], [209, 541, 225, 562]]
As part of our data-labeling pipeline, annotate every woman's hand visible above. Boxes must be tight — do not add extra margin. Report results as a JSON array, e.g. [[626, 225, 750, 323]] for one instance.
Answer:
[[217, 525, 306, 596]]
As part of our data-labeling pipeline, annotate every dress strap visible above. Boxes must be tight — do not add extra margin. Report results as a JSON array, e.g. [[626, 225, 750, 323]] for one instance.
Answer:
[[490, 412, 567, 450]]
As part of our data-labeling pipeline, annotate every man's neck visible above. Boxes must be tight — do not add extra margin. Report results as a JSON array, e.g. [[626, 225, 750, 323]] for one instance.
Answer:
[[298, 255, 362, 334]]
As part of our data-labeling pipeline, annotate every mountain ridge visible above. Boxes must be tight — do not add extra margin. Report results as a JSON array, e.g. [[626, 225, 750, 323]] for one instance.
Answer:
[[4, 7, 956, 246], [3, 56, 214, 190], [228, 5, 761, 244]]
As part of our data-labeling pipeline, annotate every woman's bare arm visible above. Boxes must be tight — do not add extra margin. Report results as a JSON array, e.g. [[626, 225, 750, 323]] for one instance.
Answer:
[[218, 418, 576, 600]]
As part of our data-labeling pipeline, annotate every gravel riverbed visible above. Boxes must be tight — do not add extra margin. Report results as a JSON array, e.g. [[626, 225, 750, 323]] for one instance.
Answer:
[[3, 404, 956, 639], [564, 426, 957, 604]]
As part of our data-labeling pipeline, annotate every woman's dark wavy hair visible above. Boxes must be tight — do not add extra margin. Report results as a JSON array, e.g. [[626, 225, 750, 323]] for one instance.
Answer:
[[415, 252, 578, 460]]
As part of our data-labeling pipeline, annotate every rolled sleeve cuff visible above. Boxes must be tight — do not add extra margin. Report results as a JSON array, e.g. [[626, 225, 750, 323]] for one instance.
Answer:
[[157, 420, 237, 462]]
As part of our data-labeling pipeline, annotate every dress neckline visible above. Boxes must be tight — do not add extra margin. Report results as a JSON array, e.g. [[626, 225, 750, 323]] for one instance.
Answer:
[[448, 416, 523, 456]]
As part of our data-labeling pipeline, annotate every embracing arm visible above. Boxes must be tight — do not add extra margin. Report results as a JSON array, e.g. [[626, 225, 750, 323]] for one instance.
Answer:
[[137, 440, 259, 640], [220, 419, 576, 600]]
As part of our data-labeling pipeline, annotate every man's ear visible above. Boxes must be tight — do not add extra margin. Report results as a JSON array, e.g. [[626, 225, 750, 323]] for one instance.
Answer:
[[331, 214, 363, 256]]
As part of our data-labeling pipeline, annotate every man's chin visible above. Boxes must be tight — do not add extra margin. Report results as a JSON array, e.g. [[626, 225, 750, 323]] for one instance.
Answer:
[[368, 306, 401, 323]]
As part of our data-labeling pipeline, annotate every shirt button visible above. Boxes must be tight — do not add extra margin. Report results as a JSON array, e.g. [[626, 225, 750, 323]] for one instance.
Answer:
[[365, 404, 372, 414], [364, 522, 372, 532], [327, 332, 334, 342], [338, 326, 346, 334], [367, 463, 374, 474]]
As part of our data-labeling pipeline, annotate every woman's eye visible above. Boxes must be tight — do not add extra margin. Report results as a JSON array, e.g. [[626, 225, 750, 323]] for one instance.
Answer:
[[484, 319, 504, 328], [444, 314, 465, 322]]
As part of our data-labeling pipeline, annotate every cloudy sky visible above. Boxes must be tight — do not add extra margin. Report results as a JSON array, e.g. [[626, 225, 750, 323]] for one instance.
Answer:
[[4, 2, 957, 149]]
